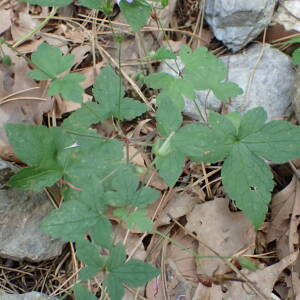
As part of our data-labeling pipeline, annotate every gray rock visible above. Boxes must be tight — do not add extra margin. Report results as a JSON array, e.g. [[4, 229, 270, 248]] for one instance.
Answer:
[[205, 0, 277, 51], [292, 66, 300, 122], [159, 44, 295, 121], [0, 159, 65, 262], [273, 0, 300, 32], [0, 291, 58, 300]]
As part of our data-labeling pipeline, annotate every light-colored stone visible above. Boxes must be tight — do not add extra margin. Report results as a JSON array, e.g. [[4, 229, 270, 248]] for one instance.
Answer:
[[205, 0, 277, 51], [273, 0, 300, 32], [159, 44, 295, 120], [0, 291, 58, 300], [0, 159, 65, 262], [292, 66, 300, 122]]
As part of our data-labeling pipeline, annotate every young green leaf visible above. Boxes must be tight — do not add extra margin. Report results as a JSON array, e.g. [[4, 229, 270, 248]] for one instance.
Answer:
[[119, 0, 151, 32], [93, 66, 148, 120], [48, 73, 85, 103], [28, 43, 74, 80], [237, 257, 259, 271], [19, 0, 72, 6], [73, 284, 97, 300]]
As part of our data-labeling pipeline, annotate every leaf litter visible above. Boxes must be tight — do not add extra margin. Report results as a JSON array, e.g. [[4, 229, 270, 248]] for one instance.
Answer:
[[1, 0, 300, 299]]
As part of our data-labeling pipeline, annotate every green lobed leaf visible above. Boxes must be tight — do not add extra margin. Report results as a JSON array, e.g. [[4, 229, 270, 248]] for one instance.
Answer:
[[180, 45, 243, 101], [73, 284, 97, 300], [150, 47, 177, 60], [6, 166, 62, 191], [79, 265, 100, 281], [110, 259, 159, 287], [155, 150, 185, 187], [106, 243, 126, 271], [117, 97, 148, 121], [119, 0, 151, 32], [62, 102, 109, 132], [173, 111, 237, 164], [156, 94, 182, 136], [104, 273, 124, 300], [90, 217, 113, 250], [5, 124, 75, 190], [19, 0, 72, 6], [75, 238, 105, 267], [48, 73, 85, 102], [105, 167, 160, 207], [28, 43, 74, 80], [292, 48, 300, 65], [222, 143, 274, 229], [40, 182, 106, 241], [114, 208, 153, 232], [93, 66, 148, 120]]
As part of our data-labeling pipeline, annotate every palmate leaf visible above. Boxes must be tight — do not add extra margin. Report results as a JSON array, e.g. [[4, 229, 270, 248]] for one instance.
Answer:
[[5, 124, 75, 190], [28, 42, 85, 102], [28, 43, 74, 80], [104, 243, 159, 300], [48, 73, 85, 103], [105, 167, 160, 207], [175, 107, 300, 228], [114, 208, 153, 232], [222, 143, 274, 229], [39, 185, 106, 241], [74, 284, 97, 300], [145, 45, 243, 109], [180, 45, 243, 101], [93, 66, 148, 120], [119, 0, 151, 32]]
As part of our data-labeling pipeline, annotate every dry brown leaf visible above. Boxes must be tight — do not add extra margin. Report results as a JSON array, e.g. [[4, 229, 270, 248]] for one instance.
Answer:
[[192, 283, 223, 300], [0, 8, 12, 35], [185, 198, 256, 277], [224, 252, 298, 299], [156, 191, 200, 226], [267, 176, 300, 260], [0, 46, 52, 160], [146, 232, 197, 300], [10, 3, 46, 42]]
